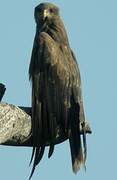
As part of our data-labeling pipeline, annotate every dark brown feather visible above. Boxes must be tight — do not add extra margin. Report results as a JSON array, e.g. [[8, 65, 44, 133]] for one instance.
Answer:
[[29, 3, 87, 178]]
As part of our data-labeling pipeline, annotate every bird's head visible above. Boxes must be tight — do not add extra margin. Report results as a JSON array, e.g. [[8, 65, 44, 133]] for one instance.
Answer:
[[34, 3, 59, 26]]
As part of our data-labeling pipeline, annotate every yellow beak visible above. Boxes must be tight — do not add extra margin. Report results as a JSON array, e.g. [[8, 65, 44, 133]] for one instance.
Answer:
[[43, 9, 49, 19]]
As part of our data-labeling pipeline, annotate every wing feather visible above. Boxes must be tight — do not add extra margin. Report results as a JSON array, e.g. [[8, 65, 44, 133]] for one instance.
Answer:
[[29, 23, 87, 177], [70, 49, 87, 168]]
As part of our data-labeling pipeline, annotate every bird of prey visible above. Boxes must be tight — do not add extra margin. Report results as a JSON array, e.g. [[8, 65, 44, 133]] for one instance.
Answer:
[[29, 2, 87, 179]]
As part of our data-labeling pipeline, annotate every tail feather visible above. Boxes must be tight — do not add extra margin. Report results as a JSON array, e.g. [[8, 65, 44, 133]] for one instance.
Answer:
[[82, 122, 87, 169], [29, 147, 36, 166], [69, 129, 84, 173], [29, 146, 45, 180], [48, 144, 55, 158], [69, 94, 85, 173]]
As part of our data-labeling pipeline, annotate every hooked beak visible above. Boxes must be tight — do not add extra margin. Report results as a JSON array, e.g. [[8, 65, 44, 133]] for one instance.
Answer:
[[43, 9, 49, 20]]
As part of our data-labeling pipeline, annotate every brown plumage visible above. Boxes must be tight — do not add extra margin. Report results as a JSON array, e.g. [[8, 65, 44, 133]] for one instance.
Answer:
[[29, 3, 87, 179]]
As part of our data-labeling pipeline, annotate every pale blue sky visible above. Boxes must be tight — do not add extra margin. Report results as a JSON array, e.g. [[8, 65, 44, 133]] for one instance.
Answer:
[[0, 0, 117, 180]]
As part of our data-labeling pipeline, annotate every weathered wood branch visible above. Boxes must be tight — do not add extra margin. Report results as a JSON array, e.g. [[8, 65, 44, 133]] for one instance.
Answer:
[[0, 83, 92, 147]]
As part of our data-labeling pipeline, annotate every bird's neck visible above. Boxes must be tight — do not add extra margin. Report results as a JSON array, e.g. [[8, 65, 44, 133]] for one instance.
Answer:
[[51, 18, 69, 46], [36, 17, 69, 46]]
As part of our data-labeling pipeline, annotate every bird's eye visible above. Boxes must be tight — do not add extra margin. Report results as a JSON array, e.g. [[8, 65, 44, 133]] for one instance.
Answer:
[[49, 8, 54, 13]]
